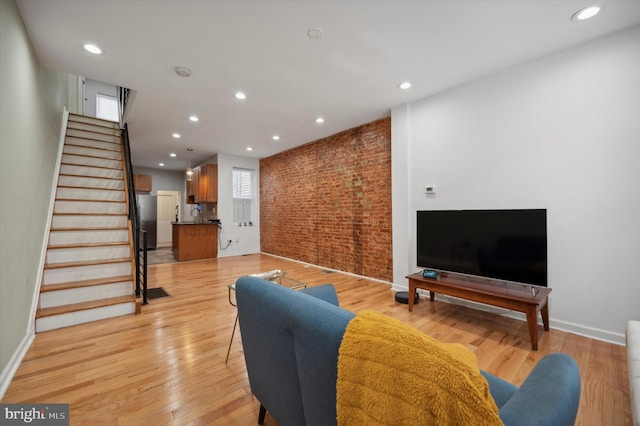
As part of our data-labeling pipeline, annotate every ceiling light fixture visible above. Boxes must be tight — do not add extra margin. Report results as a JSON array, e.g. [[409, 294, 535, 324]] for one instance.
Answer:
[[315, 117, 325, 124], [189, 115, 199, 122], [159, 163, 165, 167], [83, 43, 102, 54], [174, 66, 192, 77], [186, 148, 194, 181], [170, 153, 177, 157], [235, 91, 247, 100], [272, 135, 280, 141], [172, 133, 181, 139], [571, 5, 600, 21], [399, 81, 412, 90], [246, 147, 253, 151]]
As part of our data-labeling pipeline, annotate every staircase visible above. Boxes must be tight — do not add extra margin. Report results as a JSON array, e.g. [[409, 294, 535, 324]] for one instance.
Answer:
[[36, 114, 138, 332]]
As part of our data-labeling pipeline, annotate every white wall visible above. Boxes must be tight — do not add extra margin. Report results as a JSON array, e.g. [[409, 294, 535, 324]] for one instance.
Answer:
[[216, 153, 260, 257], [0, 0, 69, 395], [392, 24, 640, 344], [132, 166, 191, 221], [83, 79, 118, 118]]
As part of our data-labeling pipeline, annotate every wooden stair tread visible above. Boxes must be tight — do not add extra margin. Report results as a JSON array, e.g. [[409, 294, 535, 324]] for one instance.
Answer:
[[55, 198, 125, 203], [66, 123, 122, 137], [57, 185, 124, 191], [52, 212, 127, 216], [50, 227, 128, 232], [48, 241, 129, 249], [60, 161, 122, 171], [69, 113, 120, 128], [36, 295, 135, 318], [64, 139, 122, 152], [40, 275, 134, 292], [58, 173, 123, 181], [62, 152, 122, 161], [44, 257, 132, 269]]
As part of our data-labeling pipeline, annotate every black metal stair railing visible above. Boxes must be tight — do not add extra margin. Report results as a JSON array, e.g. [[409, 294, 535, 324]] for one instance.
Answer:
[[118, 87, 148, 305]]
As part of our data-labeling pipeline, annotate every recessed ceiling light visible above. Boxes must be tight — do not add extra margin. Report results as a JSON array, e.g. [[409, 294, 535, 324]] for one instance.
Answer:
[[246, 147, 253, 151], [235, 91, 247, 100], [170, 153, 177, 157], [572, 5, 600, 21], [272, 135, 280, 141], [83, 43, 102, 54], [189, 115, 199, 122], [315, 117, 325, 124], [399, 81, 412, 90], [159, 163, 165, 167], [172, 133, 181, 139]]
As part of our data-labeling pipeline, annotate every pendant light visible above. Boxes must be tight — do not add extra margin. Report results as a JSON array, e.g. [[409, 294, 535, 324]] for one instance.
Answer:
[[186, 148, 194, 181]]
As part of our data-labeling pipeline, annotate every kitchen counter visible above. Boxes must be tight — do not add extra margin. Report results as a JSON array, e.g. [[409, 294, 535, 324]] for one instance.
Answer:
[[172, 223, 218, 261], [172, 221, 219, 225]]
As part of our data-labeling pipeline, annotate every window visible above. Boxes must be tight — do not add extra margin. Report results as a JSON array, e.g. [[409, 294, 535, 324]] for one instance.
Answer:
[[233, 168, 256, 225], [96, 93, 119, 122]]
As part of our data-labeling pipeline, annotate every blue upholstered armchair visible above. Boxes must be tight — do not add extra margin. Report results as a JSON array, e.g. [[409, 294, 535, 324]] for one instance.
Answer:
[[235, 276, 581, 426]]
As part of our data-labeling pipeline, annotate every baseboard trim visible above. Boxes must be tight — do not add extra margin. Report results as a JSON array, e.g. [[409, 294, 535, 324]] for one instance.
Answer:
[[261, 252, 393, 287], [0, 332, 35, 399]]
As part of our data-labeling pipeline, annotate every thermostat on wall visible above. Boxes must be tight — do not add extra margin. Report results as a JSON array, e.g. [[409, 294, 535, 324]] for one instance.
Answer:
[[425, 185, 437, 194]]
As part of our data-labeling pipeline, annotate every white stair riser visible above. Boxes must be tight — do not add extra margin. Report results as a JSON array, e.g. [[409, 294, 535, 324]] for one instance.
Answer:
[[67, 121, 121, 136], [49, 229, 129, 246], [69, 115, 120, 129], [57, 175, 124, 190], [57, 187, 125, 202], [65, 136, 121, 152], [35, 302, 136, 332], [64, 145, 122, 161], [52, 215, 127, 229], [66, 129, 120, 144], [46, 245, 130, 264], [62, 154, 122, 169], [40, 281, 134, 308], [54, 200, 126, 214], [44, 262, 132, 285], [59, 164, 123, 179]]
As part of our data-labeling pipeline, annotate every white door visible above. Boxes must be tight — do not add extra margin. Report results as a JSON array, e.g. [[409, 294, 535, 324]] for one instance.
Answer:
[[157, 190, 179, 248]]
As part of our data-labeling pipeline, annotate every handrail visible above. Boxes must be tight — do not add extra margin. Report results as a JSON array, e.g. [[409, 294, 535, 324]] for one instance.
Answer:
[[118, 86, 147, 305], [138, 230, 149, 305]]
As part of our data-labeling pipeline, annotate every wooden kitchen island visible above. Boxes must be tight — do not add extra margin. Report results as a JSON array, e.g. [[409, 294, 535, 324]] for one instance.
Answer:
[[172, 222, 218, 261]]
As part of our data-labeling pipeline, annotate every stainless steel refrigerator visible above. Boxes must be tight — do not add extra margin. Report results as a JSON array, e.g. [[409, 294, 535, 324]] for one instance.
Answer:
[[137, 195, 157, 250]]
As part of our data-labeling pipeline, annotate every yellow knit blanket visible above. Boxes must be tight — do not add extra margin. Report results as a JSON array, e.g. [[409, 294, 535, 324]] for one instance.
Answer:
[[336, 310, 503, 425]]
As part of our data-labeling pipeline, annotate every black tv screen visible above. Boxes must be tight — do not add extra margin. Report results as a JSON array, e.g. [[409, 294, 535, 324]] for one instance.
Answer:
[[417, 209, 547, 286]]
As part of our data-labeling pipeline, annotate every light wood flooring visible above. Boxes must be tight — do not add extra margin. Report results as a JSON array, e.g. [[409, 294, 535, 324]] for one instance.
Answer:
[[2, 253, 631, 425]]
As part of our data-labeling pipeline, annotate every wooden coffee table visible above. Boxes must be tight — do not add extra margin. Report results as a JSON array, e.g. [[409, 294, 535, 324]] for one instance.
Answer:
[[407, 272, 551, 350]]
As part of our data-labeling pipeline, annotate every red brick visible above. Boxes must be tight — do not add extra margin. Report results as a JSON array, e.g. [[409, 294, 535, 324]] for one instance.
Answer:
[[260, 117, 392, 282]]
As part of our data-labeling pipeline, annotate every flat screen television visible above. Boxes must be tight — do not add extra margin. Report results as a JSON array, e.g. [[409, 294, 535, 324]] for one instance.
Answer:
[[417, 209, 547, 286]]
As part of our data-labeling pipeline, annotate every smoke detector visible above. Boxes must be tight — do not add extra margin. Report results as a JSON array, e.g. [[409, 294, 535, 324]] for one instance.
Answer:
[[174, 66, 192, 77]]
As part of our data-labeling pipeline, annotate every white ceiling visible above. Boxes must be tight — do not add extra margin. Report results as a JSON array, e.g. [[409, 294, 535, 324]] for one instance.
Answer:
[[16, 0, 640, 171]]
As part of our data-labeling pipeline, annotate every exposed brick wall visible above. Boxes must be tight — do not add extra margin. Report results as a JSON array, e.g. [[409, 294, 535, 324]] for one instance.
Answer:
[[260, 117, 392, 282]]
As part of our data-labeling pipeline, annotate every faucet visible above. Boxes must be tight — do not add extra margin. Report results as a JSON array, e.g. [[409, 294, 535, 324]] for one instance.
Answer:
[[191, 206, 201, 223]]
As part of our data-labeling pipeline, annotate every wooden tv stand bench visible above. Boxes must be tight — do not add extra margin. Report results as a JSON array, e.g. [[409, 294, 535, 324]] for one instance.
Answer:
[[406, 272, 551, 350]]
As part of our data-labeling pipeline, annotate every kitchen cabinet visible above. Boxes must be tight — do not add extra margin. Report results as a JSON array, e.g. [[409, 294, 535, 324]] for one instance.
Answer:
[[193, 164, 218, 203], [172, 223, 218, 261], [186, 179, 195, 204], [134, 174, 152, 192], [185, 163, 217, 204]]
